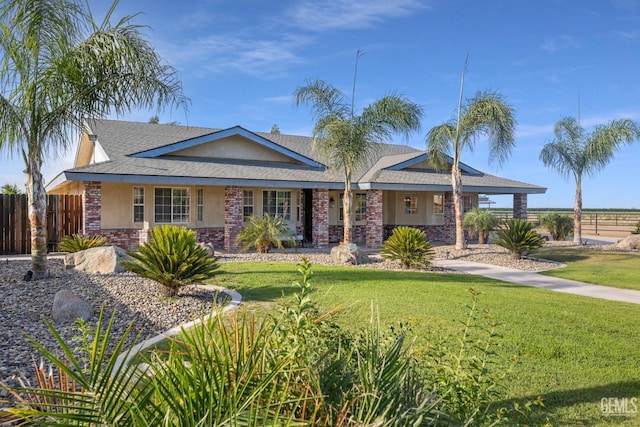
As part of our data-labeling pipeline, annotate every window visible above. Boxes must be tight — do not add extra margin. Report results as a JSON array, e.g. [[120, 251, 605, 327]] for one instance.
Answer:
[[155, 187, 190, 223], [339, 193, 366, 222], [404, 194, 417, 214], [262, 190, 291, 220], [433, 193, 444, 214], [463, 195, 473, 213], [197, 188, 204, 222], [133, 187, 144, 223], [243, 190, 254, 221]]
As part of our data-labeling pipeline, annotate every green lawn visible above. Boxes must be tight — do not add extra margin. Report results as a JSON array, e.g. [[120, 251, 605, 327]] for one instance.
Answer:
[[531, 247, 640, 291], [212, 260, 640, 426]]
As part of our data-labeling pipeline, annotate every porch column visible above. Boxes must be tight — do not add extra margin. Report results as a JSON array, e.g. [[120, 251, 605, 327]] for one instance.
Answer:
[[83, 181, 101, 236], [224, 186, 243, 252], [513, 193, 528, 219], [312, 188, 329, 248], [366, 189, 383, 248], [443, 192, 456, 245]]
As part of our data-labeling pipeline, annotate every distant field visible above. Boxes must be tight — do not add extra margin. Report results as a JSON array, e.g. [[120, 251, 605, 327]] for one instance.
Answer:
[[491, 208, 640, 238]]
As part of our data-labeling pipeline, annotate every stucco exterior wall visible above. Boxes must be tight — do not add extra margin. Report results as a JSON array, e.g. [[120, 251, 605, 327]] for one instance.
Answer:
[[171, 136, 296, 163]]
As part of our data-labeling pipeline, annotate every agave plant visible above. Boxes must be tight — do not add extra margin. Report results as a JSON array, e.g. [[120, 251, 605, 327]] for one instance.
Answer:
[[58, 234, 108, 252], [121, 225, 220, 297], [493, 218, 546, 259], [462, 208, 499, 244], [381, 226, 435, 269], [539, 213, 573, 241], [236, 214, 294, 253]]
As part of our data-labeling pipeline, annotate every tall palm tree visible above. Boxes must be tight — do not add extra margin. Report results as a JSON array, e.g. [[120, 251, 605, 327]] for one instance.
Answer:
[[0, 0, 187, 279], [539, 117, 640, 243], [426, 81, 516, 250], [294, 79, 422, 244]]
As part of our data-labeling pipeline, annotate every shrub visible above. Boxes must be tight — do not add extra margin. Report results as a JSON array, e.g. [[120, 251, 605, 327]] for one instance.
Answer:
[[58, 233, 108, 252], [121, 225, 220, 296], [236, 214, 294, 253], [381, 226, 435, 269], [539, 213, 573, 241], [463, 208, 499, 244], [632, 221, 640, 234], [493, 218, 546, 259]]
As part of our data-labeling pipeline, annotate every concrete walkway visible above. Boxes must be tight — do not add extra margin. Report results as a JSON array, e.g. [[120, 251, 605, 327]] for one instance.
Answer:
[[433, 259, 640, 305]]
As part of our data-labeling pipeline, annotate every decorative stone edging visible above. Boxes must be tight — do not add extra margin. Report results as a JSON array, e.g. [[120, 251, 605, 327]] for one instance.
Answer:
[[112, 285, 243, 373]]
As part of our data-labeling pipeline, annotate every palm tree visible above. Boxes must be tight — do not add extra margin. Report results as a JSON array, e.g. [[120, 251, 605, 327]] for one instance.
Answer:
[[539, 117, 640, 243], [294, 78, 422, 244], [0, 0, 187, 279], [426, 81, 516, 249]]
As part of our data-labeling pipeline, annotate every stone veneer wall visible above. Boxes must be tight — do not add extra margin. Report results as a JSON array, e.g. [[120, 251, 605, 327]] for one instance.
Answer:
[[224, 186, 243, 252], [312, 189, 329, 248], [383, 225, 445, 243], [366, 190, 383, 248], [83, 181, 102, 235], [443, 192, 456, 244], [513, 194, 528, 219], [195, 228, 225, 250], [329, 225, 366, 244]]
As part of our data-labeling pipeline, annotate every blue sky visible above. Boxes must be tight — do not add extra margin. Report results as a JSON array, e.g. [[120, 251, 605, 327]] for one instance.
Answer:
[[2, 0, 640, 208]]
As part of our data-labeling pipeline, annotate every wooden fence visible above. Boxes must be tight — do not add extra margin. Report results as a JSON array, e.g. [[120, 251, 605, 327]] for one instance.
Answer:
[[0, 194, 83, 255], [494, 210, 640, 238]]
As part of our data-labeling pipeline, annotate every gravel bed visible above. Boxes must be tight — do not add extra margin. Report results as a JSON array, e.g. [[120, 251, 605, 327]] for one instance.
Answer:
[[0, 259, 226, 393], [0, 241, 620, 395]]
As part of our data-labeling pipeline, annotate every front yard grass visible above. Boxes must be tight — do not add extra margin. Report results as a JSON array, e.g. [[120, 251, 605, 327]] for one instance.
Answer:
[[213, 260, 640, 426], [531, 247, 640, 291]]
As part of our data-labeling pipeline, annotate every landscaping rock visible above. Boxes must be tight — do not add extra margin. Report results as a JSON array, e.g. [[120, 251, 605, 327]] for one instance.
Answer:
[[52, 289, 93, 324], [64, 245, 130, 274], [198, 242, 215, 257], [330, 243, 369, 265], [616, 234, 640, 250]]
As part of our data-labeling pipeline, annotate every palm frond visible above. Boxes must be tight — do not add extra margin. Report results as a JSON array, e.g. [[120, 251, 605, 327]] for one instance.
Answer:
[[426, 123, 456, 171]]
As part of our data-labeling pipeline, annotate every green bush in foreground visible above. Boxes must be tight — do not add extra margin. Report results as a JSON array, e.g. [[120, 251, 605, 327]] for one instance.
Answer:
[[58, 233, 108, 252], [381, 226, 435, 269], [121, 224, 219, 297], [493, 218, 546, 260], [539, 213, 573, 241]]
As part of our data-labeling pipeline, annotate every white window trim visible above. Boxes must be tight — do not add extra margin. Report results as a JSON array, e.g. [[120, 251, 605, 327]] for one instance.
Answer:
[[154, 187, 190, 224], [133, 186, 144, 223]]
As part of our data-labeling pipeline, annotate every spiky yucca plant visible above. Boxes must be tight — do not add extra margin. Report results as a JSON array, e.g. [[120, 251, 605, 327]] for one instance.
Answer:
[[236, 214, 294, 253], [539, 213, 573, 241], [463, 208, 499, 244], [121, 225, 219, 297], [381, 226, 435, 269], [58, 234, 108, 253], [493, 218, 546, 259]]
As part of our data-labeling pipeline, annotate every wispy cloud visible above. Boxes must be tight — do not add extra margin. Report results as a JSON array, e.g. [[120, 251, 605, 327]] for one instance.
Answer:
[[611, 30, 640, 40], [284, 0, 429, 31], [541, 35, 580, 53]]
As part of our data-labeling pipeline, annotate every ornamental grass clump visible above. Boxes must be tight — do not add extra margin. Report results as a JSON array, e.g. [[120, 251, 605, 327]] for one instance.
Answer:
[[58, 234, 108, 252], [381, 226, 435, 269], [493, 218, 546, 259], [463, 208, 499, 244], [236, 214, 294, 253], [121, 225, 219, 297], [539, 213, 573, 241]]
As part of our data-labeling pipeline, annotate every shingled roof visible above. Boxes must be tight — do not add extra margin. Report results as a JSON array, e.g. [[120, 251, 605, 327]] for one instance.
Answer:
[[48, 118, 546, 195]]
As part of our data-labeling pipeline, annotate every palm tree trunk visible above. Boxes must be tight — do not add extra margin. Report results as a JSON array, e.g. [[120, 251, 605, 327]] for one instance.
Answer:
[[573, 175, 582, 244], [452, 167, 466, 250], [343, 185, 353, 244], [27, 157, 49, 279]]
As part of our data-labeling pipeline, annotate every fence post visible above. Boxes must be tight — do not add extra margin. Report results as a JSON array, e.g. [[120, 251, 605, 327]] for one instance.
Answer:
[[595, 213, 598, 235]]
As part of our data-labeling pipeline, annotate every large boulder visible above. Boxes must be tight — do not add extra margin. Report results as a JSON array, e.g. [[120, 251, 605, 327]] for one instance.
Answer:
[[330, 243, 369, 265], [52, 289, 93, 324], [64, 246, 130, 274], [616, 234, 640, 250]]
